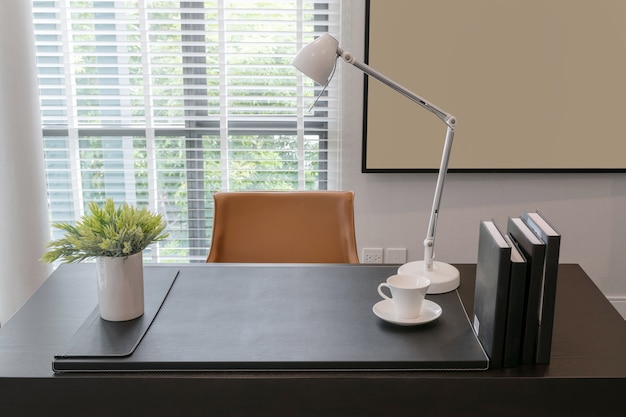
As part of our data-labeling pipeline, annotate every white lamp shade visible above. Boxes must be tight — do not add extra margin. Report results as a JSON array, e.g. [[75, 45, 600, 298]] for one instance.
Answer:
[[292, 33, 339, 85]]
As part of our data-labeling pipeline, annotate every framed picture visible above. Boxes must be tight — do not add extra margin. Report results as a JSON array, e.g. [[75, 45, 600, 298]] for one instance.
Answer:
[[363, 0, 626, 172]]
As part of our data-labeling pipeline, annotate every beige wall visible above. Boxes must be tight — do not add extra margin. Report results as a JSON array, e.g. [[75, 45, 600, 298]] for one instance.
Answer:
[[364, 0, 626, 171]]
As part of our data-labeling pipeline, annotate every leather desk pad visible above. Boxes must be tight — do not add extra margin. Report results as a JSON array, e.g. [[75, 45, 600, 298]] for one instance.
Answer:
[[53, 264, 488, 372]]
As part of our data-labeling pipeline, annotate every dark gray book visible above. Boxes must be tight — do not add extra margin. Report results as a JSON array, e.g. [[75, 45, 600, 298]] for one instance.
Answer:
[[502, 235, 527, 368], [522, 211, 561, 364], [507, 217, 546, 364], [473, 220, 511, 369]]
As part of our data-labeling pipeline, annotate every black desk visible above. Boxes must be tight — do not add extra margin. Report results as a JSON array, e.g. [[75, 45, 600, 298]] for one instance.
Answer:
[[1, 264, 625, 417]]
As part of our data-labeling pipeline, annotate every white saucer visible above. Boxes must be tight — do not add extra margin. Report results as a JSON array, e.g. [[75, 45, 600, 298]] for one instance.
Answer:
[[372, 299, 442, 326]]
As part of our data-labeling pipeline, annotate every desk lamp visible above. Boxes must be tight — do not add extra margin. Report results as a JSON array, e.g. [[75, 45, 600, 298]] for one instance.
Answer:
[[293, 33, 459, 294]]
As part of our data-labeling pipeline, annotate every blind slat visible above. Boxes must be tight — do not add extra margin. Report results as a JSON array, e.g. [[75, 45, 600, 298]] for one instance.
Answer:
[[34, 0, 341, 262]]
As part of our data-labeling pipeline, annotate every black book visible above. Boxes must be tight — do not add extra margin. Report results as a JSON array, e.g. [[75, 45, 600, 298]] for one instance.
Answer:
[[522, 211, 561, 364], [507, 217, 546, 364], [473, 220, 511, 369], [502, 235, 528, 368]]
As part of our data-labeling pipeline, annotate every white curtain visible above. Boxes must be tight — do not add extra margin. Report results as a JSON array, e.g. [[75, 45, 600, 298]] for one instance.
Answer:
[[0, 0, 51, 325]]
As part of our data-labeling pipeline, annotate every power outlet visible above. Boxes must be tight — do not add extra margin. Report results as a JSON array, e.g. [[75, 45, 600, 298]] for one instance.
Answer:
[[362, 248, 383, 264], [385, 248, 407, 264]]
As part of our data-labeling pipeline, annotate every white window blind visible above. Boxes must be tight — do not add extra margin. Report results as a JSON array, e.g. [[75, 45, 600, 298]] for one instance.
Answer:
[[32, 0, 342, 262]]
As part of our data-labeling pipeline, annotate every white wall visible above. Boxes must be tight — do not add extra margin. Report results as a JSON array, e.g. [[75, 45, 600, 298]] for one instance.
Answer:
[[0, 0, 51, 325], [341, 2, 626, 317]]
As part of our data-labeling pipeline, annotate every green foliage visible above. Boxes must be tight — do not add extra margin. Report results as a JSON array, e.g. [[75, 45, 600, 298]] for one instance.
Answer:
[[42, 199, 169, 263]]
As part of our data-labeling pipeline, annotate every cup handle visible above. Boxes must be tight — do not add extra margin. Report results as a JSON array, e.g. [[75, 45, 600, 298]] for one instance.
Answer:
[[377, 283, 392, 301]]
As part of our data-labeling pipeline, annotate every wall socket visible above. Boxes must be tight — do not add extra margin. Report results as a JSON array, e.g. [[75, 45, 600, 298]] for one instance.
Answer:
[[385, 248, 407, 264], [362, 248, 383, 264]]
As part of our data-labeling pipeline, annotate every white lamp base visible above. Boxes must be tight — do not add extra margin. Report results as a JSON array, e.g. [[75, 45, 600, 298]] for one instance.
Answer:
[[398, 260, 460, 294]]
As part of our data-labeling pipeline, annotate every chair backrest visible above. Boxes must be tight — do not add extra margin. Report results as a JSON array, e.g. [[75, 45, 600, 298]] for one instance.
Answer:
[[206, 191, 359, 263]]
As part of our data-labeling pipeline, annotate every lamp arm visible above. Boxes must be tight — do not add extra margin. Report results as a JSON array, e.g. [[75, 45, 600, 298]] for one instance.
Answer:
[[337, 48, 456, 271], [338, 49, 456, 129], [423, 125, 455, 270]]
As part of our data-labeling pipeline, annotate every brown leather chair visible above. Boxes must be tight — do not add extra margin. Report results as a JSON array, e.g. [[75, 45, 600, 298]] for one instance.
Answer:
[[206, 191, 359, 263]]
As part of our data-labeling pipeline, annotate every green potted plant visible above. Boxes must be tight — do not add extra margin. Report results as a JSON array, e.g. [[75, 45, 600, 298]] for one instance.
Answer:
[[42, 199, 168, 321]]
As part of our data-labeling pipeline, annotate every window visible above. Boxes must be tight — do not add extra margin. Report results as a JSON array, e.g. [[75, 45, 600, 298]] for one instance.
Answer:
[[32, 0, 342, 262]]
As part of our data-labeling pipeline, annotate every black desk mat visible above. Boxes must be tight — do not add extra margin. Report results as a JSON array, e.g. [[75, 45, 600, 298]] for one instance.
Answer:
[[53, 264, 488, 372], [53, 267, 179, 367]]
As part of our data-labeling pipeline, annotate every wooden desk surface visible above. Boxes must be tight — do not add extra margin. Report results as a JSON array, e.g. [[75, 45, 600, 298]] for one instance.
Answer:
[[1, 263, 625, 417]]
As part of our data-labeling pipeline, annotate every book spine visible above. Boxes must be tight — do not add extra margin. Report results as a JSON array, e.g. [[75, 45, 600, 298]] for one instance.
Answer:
[[522, 212, 561, 364], [502, 235, 527, 368], [507, 217, 546, 364]]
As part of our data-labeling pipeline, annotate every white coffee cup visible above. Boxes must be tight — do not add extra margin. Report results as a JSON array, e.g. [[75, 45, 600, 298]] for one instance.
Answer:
[[377, 274, 430, 319]]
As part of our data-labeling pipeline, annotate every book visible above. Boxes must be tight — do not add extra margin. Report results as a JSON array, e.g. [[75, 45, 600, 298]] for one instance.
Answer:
[[507, 217, 547, 364], [522, 211, 561, 364], [473, 220, 512, 368], [502, 235, 528, 368]]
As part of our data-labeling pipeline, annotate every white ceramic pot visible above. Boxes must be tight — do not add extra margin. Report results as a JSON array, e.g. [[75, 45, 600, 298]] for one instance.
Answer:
[[96, 252, 144, 321]]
